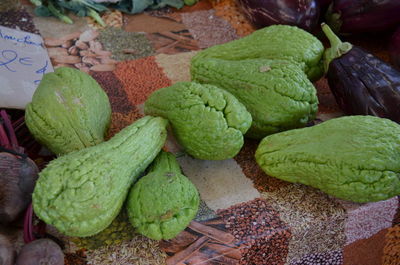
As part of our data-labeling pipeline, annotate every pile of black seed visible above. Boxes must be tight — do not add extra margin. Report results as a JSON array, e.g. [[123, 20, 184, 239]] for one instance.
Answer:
[[290, 250, 343, 265], [0, 7, 39, 34]]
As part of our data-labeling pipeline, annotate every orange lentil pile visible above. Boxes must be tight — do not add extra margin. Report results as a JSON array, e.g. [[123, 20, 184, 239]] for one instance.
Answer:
[[383, 225, 400, 265], [113, 56, 172, 105], [209, 0, 255, 37]]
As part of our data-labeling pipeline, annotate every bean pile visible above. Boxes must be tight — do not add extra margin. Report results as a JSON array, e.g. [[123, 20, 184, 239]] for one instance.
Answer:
[[290, 250, 343, 265], [218, 198, 291, 265]]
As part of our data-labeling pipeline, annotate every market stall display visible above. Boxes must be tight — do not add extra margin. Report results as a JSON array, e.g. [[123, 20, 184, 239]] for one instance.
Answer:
[[0, 1, 399, 264]]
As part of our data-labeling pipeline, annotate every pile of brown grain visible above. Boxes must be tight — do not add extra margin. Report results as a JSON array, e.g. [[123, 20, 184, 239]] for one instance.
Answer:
[[218, 198, 291, 265], [210, 0, 255, 37]]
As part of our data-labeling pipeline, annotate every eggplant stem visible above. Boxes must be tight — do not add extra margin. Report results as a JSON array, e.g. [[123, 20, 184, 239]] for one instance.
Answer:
[[0, 110, 19, 149], [321, 23, 352, 73]]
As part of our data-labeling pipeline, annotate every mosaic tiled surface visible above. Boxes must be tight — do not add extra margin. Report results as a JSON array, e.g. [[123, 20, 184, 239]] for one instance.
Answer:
[[1, 1, 399, 264]]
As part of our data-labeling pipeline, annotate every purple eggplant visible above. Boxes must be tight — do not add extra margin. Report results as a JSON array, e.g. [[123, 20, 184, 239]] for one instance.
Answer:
[[389, 27, 400, 69], [236, 0, 320, 32], [322, 23, 400, 123], [326, 0, 400, 34], [318, 0, 333, 10]]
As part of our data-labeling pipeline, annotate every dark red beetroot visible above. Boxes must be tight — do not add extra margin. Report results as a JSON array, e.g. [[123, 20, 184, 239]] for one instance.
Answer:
[[326, 0, 400, 34], [15, 238, 64, 265], [389, 27, 400, 69], [236, 0, 320, 32], [0, 234, 15, 265], [322, 23, 400, 122], [0, 110, 39, 224]]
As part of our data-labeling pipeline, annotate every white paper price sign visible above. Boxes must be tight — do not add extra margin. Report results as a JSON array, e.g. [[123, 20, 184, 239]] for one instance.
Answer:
[[0, 25, 53, 109]]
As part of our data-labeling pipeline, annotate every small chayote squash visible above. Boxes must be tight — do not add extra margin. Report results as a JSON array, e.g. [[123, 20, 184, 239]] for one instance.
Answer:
[[25, 67, 111, 156], [192, 58, 318, 139], [33, 116, 168, 237], [127, 151, 199, 240], [191, 24, 324, 81], [255, 115, 400, 203], [144, 82, 252, 160]]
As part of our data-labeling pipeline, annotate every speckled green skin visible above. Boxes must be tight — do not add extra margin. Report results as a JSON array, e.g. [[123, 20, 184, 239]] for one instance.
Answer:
[[192, 58, 318, 139], [25, 67, 111, 156], [127, 151, 199, 240], [255, 116, 400, 203], [191, 25, 324, 81], [32, 116, 168, 237], [144, 82, 252, 160]]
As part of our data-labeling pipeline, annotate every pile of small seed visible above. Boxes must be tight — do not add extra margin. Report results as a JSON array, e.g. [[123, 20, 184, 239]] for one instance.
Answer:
[[290, 250, 343, 265], [65, 249, 87, 265], [70, 210, 136, 250], [90, 71, 134, 115], [382, 224, 400, 265], [45, 29, 117, 72], [261, 184, 346, 262], [181, 9, 238, 49], [113, 56, 172, 105], [0, 0, 20, 12], [0, 7, 39, 34], [210, 0, 255, 37], [218, 198, 291, 265], [98, 27, 155, 61], [194, 200, 218, 222], [86, 235, 167, 265]]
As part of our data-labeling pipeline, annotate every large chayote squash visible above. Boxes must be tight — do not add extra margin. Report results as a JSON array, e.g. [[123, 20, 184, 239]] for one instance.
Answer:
[[192, 58, 318, 139], [144, 82, 252, 160], [127, 151, 199, 240], [255, 116, 400, 203], [33, 116, 168, 237], [191, 25, 324, 81], [25, 67, 111, 156]]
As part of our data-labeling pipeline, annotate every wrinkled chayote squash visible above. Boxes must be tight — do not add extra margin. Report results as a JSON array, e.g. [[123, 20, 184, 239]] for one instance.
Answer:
[[192, 58, 318, 139], [255, 115, 400, 203], [144, 82, 252, 160], [25, 67, 111, 156], [127, 151, 199, 240], [33, 116, 168, 237], [191, 24, 324, 81]]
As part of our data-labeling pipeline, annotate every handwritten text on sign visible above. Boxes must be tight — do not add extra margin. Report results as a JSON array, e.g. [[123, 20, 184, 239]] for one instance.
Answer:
[[0, 25, 53, 109]]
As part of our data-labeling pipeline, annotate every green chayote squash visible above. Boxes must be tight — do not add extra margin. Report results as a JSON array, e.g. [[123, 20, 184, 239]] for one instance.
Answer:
[[255, 115, 400, 203], [33, 116, 168, 237], [127, 151, 199, 240], [25, 67, 111, 156], [192, 58, 318, 139], [191, 24, 324, 81], [144, 82, 252, 160]]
